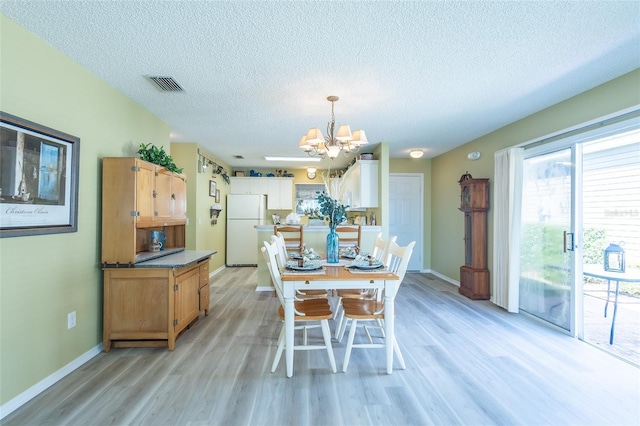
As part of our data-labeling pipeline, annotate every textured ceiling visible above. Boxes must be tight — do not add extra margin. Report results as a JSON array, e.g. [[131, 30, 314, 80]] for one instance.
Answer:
[[1, 1, 639, 170]]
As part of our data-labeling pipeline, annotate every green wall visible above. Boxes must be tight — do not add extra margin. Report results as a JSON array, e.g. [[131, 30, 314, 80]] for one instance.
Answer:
[[0, 15, 171, 405], [170, 143, 229, 272], [430, 68, 640, 287]]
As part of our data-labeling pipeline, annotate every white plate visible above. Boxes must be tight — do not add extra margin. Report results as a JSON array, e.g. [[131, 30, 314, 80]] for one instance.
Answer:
[[289, 253, 321, 260], [285, 260, 323, 271], [349, 260, 384, 270]]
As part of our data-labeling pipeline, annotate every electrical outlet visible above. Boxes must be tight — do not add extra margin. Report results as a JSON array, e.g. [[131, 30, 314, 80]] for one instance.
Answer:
[[67, 311, 76, 329]]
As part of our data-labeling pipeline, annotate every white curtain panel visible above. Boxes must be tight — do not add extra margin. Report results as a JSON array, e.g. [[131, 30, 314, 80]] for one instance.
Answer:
[[492, 147, 524, 312]]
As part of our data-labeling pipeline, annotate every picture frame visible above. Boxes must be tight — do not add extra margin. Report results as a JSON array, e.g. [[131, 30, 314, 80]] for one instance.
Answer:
[[215, 189, 221, 203], [234, 171, 245, 177], [1, 111, 80, 238], [209, 180, 217, 197]]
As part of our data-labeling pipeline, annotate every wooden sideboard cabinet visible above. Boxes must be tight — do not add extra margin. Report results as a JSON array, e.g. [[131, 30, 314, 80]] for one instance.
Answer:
[[103, 259, 209, 351], [102, 157, 214, 351], [198, 260, 210, 315], [101, 157, 187, 265]]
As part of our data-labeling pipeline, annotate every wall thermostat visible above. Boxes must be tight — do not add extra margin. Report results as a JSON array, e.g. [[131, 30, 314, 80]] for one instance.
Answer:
[[467, 151, 481, 160]]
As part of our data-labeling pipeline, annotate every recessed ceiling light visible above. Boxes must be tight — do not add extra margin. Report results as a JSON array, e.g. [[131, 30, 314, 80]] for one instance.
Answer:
[[409, 150, 424, 159], [264, 156, 321, 162]]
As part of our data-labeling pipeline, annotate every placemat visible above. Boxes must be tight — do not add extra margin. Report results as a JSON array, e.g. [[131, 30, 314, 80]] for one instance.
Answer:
[[322, 259, 351, 267], [345, 267, 391, 274], [281, 267, 327, 276]]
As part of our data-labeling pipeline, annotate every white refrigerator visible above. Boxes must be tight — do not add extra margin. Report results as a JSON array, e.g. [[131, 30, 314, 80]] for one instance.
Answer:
[[226, 194, 266, 265]]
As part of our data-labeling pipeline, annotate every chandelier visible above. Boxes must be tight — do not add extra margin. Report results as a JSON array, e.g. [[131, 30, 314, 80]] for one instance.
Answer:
[[298, 95, 368, 158]]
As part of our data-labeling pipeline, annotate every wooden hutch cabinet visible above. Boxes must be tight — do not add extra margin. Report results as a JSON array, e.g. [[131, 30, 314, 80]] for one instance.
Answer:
[[101, 157, 188, 264], [101, 158, 212, 351], [458, 173, 490, 300]]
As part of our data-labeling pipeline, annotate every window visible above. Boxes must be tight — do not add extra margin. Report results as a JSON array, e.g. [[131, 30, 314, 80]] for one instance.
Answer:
[[295, 183, 326, 215]]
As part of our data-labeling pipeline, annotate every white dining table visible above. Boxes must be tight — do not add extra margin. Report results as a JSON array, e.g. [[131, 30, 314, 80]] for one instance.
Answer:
[[280, 263, 400, 377]]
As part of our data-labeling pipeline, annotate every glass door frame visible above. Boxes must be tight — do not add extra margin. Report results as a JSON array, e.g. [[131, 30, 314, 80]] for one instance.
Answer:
[[522, 142, 583, 338], [517, 109, 639, 342]]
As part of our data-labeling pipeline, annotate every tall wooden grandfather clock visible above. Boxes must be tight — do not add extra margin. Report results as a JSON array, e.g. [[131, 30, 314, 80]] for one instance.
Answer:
[[458, 172, 490, 300]]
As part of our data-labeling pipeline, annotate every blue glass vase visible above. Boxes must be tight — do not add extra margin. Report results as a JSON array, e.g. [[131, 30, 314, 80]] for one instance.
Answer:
[[326, 226, 340, 263]]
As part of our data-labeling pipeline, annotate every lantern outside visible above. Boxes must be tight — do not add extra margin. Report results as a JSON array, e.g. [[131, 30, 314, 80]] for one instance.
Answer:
[[604, 243, 625, 273]]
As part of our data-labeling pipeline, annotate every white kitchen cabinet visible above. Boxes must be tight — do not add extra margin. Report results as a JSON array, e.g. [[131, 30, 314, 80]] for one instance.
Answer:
[[230, 177, 293, 209], [230, 177, 252, 194], [267, 178, 293, 210], [230, 176, 268, 194], [341, 160, 378, 209]]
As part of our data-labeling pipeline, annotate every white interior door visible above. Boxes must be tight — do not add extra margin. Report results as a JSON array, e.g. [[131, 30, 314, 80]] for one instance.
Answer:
[[389, 174, 423, 271]]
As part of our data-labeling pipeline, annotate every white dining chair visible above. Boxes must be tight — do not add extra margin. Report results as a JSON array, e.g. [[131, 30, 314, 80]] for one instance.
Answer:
[[334, 233, 397, 340], [271, 232, 328, 299], [341, 239, 415, 372], [261, 240, 337, 374], [273, 225, 304, 254], [371, 232, 397, 266]]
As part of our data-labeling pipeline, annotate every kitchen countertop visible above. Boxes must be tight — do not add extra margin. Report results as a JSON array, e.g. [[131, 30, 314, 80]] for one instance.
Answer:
[[120, 250, 217, 268]]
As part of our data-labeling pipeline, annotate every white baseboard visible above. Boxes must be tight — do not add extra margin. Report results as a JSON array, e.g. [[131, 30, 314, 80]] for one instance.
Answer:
[[428, 269, 460, 287], [0, 343, 103, 420], [210, 264, 226, 278]]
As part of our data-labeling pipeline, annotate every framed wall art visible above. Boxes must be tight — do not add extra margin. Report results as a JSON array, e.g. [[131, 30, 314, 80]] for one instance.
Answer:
[[209, 180, 217, 197], [215, 189, 221, 203], [0, 112, 80, 238]]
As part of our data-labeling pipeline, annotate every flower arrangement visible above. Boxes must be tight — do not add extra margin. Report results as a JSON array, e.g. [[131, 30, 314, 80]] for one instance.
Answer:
[[317, 191, 348, 228]]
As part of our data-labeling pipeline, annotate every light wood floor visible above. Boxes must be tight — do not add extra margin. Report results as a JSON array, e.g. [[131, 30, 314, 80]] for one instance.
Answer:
[[4, 268, 640, 426]]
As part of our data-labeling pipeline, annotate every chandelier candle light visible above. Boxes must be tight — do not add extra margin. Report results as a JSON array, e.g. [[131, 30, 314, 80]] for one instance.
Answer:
[[299, 96, 368, 159]]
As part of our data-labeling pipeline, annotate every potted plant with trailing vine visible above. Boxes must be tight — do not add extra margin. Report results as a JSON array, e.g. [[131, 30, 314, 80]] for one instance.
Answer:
[[138, 143, 183, 173], [317, 191, 348, 263]]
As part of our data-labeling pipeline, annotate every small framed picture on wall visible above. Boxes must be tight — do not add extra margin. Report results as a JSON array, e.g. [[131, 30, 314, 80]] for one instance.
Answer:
[[209, 180, 217, 197], [215, 189, 220, 203]]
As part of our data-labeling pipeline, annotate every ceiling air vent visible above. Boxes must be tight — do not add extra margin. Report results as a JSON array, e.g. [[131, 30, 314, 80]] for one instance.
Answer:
[[145, 75, 185, 92]]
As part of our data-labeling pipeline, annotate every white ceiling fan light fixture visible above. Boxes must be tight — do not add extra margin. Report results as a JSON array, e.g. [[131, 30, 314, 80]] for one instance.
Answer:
[[300, 95, 367, 159], [409, 150, 424, 159]]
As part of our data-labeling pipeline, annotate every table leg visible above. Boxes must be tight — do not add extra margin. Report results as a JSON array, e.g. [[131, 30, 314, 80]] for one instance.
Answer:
[[284, 297, 295, 377], [604, 279, 612, 317], [610, 280, 620, 345], [384, 294, 394, 374], [384, 281, 398, 375]]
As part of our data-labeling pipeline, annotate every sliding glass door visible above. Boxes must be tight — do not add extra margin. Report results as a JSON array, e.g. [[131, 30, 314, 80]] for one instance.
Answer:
[[519, 148, 575, 331]]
